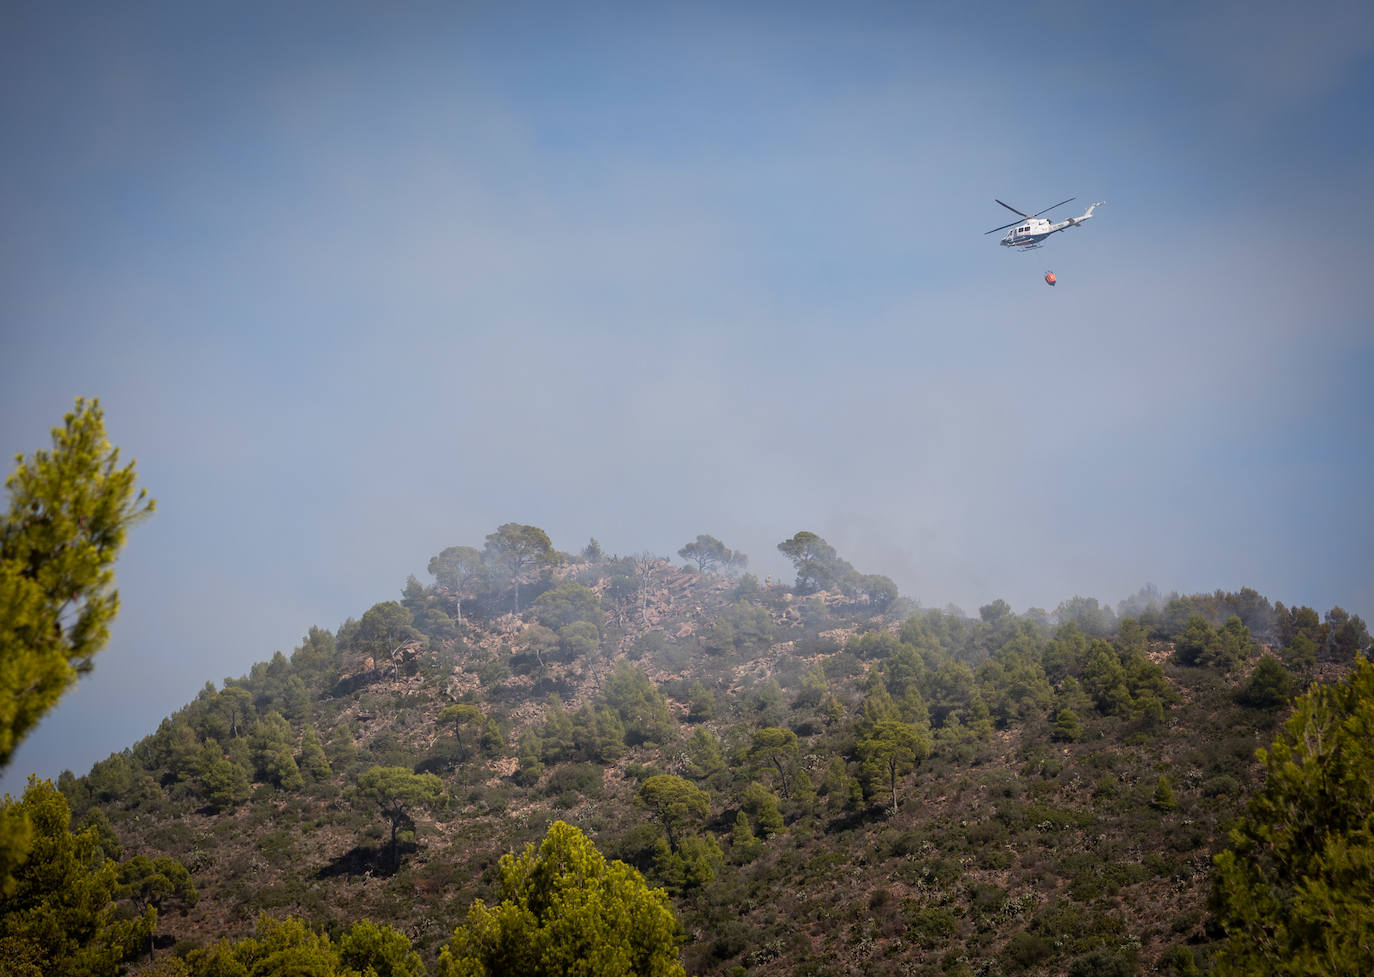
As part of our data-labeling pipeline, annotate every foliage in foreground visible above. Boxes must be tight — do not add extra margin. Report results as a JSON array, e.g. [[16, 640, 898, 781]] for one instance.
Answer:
[[166, 914, 425, 977], [1, 397, 153, 770], [1211, 654, 1374, 977], [0, 777, 153, 977], [439, 820, 686, 977]]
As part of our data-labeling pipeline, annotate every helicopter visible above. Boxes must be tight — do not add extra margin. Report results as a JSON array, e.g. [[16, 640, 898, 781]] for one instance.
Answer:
[[986, 197, 1104, 249]]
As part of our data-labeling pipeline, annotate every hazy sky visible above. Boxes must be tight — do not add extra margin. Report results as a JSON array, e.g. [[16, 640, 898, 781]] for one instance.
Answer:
[[3, 0, 1372, 793]]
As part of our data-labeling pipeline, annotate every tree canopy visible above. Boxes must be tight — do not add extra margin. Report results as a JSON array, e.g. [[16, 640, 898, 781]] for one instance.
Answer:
[[483, 524, 556, 611], [183, 914, 425, 977], [532, 582, 602, 633], [428, 545, 486, 595], [438, 820, 685, 977], [1, 398, 153, 769], [776, 531, 855, 594], [355, 766, 443, 869], [748, 727, 799, 797], [357, 601, 420, 665], [636, 775, 710, 851], [0, 776, 152, 976], [1211, 655, 1374, 976], [677, 535, 746, 575], [118, 854, 198, 960], [858, 719, 930, 814]]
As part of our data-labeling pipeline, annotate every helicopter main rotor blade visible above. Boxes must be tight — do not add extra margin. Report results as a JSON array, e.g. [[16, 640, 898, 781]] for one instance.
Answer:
[[1031, 196, 1076, 218], [986, 196, 1078, 234]]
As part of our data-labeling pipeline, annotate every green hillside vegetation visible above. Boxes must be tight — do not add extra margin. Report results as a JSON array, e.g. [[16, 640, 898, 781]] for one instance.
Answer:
[[7, 522, 1373, 976]]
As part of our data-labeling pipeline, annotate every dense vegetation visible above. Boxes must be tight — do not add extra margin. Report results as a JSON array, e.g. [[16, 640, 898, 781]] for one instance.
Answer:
[[0, 397, 154, 769], [7, 516, 1369, 976]]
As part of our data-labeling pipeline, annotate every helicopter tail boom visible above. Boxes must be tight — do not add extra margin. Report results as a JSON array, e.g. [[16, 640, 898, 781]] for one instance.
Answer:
[[1068, 201, 1106, 226]]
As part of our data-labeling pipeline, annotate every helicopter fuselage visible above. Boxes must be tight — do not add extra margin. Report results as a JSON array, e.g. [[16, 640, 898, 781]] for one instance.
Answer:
[[1001, 211, 1093, 247], [994, 201, 1104, 248], [1000, 218, 1055, 247]]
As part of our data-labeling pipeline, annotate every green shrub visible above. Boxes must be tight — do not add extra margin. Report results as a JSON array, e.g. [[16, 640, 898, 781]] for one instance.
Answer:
[[1163, 944, 1202, 975], [1003, 930, 1053, 970], [1067, 947, 1136, 977], [143, 820, 198, 854], [256, 830, 295, 861], [710, 919, 755, 960], [544, 762, 603, 800], [882, 828, 924, 858], [968, 882, 1006, 914], [905, 903, 958, 949], [823, 652, 863, 679], [1201, 773, 1239, 798], [966, 819, 1009, 847], [979, 847, 1013, 869]]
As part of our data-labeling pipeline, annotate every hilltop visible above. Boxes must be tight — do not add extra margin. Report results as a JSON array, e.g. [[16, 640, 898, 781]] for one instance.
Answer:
[[53, 526, 1369, 976]]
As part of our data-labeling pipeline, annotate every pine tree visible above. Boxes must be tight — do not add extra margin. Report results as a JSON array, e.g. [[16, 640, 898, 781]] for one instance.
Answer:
[[514, 729, 544, 786], [1211, 655, 1374, 976], [197, 757, 250, 812], [0, 777, 153, 975], [729, 810, 761, 862], [858, 719, 930, 814], [742, 782, 785, 837], [297, 725, 331, 783], [440, 704, 487, 763], [118, 855, 198, 960], [1235, 654, 1295, 709], [1051, 707, 1083, 742], [748, 727, 799, 796], [1151, 775, 1177, 811], [438, 820, 686, 977], [183, 914, 422, 977], [1, 398, 154, 768], [355, 766, 442, 870], [337, 918, 426, 977], [636, 775, 710, 852], [249, 712, 304, 791]]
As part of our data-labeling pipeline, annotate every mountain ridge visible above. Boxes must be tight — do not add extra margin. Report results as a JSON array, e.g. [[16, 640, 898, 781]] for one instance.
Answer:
[[51, 532, 1368, 976]]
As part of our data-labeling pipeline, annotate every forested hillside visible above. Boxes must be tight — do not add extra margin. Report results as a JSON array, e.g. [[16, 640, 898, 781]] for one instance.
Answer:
[[16, 525, 1374, 976]]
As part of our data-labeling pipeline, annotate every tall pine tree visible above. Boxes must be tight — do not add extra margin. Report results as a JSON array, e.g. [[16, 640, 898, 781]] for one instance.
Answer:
[[1, 399, 153, 769], [1211, 655, 1374, 976]]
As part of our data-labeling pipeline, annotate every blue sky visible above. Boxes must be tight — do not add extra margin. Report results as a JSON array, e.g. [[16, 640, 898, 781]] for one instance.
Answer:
[[3, 0, 1372, 793]]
